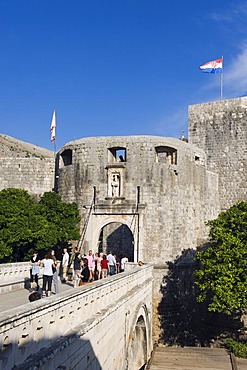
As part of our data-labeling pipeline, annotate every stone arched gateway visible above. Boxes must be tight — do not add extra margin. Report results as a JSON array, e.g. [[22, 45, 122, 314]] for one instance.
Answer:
[[97, 222, 134, 262], [83, 213, 141, 262], [127, 303, 151, 370]]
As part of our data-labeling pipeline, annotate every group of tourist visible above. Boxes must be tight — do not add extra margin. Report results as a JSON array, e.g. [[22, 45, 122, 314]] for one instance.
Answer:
[[28, 247, 129, 299], [68, 248, 129, 287]]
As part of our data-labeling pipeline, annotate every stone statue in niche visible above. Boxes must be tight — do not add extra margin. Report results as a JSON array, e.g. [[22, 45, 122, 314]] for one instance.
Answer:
[[111, 174, 120, 197]]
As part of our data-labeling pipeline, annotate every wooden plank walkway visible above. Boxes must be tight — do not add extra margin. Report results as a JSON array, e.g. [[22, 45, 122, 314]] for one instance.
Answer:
[[148, 347, 233, 370]]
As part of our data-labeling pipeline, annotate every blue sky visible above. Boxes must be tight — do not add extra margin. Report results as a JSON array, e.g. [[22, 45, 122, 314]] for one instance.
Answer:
[[0, 0, 247, 150]]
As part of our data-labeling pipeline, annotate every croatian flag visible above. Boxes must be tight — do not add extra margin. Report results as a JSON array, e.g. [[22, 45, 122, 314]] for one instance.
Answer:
[[50, 110, 56, 142], [199, 58, 223, 73]]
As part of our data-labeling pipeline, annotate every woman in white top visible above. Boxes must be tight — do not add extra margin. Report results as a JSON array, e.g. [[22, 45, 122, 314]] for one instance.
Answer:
[[41, 251, 55, 297]]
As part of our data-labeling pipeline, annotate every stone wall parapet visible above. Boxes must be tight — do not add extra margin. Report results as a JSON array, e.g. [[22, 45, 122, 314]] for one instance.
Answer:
[[0, 262, 31, 283]]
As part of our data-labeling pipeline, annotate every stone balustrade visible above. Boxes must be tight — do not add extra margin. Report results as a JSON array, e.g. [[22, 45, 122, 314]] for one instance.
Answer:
[[0, 262, 62, 294], [0, 262, 31, 283], [0, 262, 33, 293], [0, 263, 153, 370]]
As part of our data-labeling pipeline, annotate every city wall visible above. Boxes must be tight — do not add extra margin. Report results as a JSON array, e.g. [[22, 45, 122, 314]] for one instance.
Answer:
[[189, 97, 247, 210], [0, 157, 55, 196]]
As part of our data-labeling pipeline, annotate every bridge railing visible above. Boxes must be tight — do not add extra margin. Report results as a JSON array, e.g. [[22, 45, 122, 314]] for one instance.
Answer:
[[0, 263, 153, 370], [0, 262, 31, 282], [0, 262, 62, 294], [0, 262, 33, 293]]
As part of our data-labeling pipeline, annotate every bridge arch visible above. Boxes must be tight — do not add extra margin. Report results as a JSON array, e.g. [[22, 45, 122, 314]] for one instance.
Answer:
[[127, 303, 151, 370], [85, 213, 140, 261]]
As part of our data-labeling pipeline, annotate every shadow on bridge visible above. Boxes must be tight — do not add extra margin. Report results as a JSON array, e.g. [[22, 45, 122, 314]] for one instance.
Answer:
[[1, 334, 102, 370], [158, 248, 242, 347]]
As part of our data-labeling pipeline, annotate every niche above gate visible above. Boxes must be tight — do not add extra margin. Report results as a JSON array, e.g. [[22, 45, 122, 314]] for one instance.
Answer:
[[105, 165, 125, 198]]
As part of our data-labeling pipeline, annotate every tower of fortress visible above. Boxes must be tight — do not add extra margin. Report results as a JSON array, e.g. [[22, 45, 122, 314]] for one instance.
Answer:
[[189, 97, 247, 211]]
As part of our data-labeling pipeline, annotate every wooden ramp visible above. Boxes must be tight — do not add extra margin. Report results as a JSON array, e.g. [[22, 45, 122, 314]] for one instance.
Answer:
[[148, 347, 233, 370]]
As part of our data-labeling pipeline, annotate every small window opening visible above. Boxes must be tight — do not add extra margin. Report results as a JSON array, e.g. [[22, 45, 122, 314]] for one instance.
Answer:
[[60, 149, 72, 166], [108, 147, 126, 162], [195, 155, 204, 165], [155, 146, 177, 165]]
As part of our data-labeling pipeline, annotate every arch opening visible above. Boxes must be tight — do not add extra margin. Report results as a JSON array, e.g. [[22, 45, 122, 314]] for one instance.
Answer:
[[60, 149, 72, 167], [128, 315, 148, 370], [155, 145, 177, 164], [97, 222, 134, 262]]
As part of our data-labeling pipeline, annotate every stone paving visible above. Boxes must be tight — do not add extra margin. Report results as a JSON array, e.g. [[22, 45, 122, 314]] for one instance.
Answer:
[[0, 280, 74, 313]]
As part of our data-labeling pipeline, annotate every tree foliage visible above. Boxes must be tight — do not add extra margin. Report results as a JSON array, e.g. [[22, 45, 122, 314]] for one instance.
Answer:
[[0, 189, 80, 262], [195, 201, 247, 315], [39, 192, 80, 244]]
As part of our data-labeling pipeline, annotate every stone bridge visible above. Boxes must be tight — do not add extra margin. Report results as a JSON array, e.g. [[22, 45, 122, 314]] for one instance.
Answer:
[[0, 262, 153, 370]]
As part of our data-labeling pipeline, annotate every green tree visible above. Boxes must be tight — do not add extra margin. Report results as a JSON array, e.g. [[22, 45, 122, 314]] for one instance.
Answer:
[[0, 188, 45, 260], [38, 192, 80, 245], [195, 201, 247, 315], [0, 189, 80, 262]]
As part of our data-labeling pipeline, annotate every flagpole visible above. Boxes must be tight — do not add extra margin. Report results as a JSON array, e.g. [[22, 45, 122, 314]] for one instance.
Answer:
[[220, 55, 223, 99], [53, 139, 56, 159]]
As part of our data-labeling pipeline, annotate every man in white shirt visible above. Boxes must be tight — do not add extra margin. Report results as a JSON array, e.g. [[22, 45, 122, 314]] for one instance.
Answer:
[[62, 247, 69, 283], [120, 255, 129, 272], [107, 251, 116, 276]]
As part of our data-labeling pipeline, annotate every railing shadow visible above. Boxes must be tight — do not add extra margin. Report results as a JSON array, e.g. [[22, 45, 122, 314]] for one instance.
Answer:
[[158, 248, 242, 347], [1, 335, 102, 370]]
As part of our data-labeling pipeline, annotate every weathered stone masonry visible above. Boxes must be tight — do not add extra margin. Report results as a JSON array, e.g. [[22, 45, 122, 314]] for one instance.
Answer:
[[0, 157, 55, 196], [189, 97, 247, 210], [57, 136, 219, 264], [0, 134, 55, 196]]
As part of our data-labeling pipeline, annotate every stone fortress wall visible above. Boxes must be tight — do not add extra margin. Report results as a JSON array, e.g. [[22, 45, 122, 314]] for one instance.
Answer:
[[188, 97, 247, 210], [57, 136, 219, 264], [0, 134, 55, 196]]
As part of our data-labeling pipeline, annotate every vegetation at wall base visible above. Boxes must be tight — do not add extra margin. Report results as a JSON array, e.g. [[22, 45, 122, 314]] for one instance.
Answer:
[[226, 338, 247, 358], [0, 188, 80, 262], [194, 201, 247, 315]]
